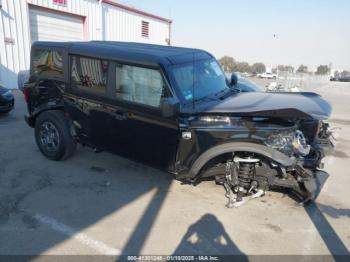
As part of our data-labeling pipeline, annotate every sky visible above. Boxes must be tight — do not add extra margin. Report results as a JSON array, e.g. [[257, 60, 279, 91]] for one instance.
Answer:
[[118, 0, 350, 70]]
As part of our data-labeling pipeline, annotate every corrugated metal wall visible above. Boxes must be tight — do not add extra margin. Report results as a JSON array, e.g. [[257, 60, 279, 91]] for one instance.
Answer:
[[0, 0, 170, 89], [102, 4, 170, 45], [0, 0, 30, 89]]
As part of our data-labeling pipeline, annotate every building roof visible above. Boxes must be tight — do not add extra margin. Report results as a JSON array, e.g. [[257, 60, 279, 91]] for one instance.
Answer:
[[32, 41, 212, 66], [101, 0, 172, 24]]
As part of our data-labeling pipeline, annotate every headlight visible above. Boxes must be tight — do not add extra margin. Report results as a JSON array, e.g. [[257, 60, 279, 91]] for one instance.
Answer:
[[265, 130, 310, 156], [198, 116, 231, 124], [190, 116, 231, 126], [292, 130, 311, 156]]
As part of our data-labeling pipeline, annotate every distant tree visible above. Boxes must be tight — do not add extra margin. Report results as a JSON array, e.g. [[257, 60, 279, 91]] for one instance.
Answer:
[[341, 70, 350, 77], [316, 65, 330, 75], [333, 70, 340, 77], [219, 56, 236, 72], [285, 65, 294, 72], [234, 62, 251, 73], [277, 65, 294, 73], [277, 65, 285, 72], [251, 63, 266, 74], [297, 64, 308, 73]]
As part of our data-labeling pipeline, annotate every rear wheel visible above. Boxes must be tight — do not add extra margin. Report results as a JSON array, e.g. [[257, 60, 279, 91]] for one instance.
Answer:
[[35, 110, 76, 160]]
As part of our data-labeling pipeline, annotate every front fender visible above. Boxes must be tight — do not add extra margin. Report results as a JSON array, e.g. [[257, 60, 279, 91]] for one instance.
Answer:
[[176, 142, 296, 180]]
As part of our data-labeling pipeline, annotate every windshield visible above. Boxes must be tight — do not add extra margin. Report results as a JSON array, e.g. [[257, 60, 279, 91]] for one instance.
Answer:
[[171, 58, 229, 102]]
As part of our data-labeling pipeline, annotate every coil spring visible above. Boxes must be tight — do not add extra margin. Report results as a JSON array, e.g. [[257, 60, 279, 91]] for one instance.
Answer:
[[237, 162, 256, 188]]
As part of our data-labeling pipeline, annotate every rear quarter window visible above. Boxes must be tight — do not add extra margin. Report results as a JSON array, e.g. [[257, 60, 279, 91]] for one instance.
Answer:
[[32, 49, 63, 78]]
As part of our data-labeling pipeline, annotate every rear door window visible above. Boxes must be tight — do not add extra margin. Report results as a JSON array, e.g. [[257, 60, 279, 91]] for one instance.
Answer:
[[32, 49, 63, 78], [71, 56, 108, 95]]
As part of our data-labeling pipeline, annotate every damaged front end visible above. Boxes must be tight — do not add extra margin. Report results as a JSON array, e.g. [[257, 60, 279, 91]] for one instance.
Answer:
[[222, 121, 334, 207], [175, 116, 334, 207]]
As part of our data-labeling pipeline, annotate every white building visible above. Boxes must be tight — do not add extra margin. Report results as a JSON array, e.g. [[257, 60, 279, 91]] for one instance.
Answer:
[[0, 0, 172, 89]]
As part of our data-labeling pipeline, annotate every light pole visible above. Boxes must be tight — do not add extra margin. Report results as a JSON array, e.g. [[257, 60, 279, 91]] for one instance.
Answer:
[[273, 33, 279, 87]]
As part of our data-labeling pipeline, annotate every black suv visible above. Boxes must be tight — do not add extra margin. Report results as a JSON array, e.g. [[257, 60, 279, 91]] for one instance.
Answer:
[[24, 41, 333, 207]]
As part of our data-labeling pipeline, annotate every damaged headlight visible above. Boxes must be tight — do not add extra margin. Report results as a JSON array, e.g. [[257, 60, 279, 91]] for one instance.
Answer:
[[265, 130, 310, 156]]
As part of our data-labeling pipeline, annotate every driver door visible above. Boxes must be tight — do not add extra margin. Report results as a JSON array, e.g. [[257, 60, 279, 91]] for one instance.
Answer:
[[103, 62, 179, 170]]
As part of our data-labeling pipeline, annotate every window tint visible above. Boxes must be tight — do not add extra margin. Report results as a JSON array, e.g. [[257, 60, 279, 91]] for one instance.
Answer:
[[115, 64, 164, 107], [32, 49, 63, 77], [71, 56, 108, 95]]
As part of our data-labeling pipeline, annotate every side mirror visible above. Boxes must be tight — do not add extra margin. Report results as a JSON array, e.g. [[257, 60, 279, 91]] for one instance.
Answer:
[[161, 97, 180, 117], [230, 73, 238, 86]]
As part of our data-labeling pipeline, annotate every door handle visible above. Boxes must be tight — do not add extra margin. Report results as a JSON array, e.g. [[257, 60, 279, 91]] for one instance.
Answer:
[[112, 111, 128, 121]]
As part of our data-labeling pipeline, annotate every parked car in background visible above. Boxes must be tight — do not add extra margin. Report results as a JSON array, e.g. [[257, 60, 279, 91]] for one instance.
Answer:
[[24, 41, 333, 207], [239, 72, 252, 78], [257, 72, 276, 79], [330, 75, 350, 82], [0, 85, 14, 113]]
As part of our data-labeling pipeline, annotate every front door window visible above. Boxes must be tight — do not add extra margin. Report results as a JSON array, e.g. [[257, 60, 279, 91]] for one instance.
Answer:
[[115, 64, 164, 107]]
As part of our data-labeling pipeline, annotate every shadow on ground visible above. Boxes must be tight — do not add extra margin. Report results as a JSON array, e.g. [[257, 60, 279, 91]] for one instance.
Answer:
[[304, 171, 349, 256], [173, 213, 247, 258]]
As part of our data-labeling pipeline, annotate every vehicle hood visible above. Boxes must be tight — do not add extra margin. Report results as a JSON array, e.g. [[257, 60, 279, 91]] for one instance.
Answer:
[[194, 92, 332, 120]]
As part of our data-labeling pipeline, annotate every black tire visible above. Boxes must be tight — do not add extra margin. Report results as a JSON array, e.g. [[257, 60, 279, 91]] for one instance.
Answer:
[[35, 110, 77, 161]]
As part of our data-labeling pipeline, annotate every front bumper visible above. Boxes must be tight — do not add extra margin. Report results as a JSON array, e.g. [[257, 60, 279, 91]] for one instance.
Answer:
[[294, 165, 330, 205], [0, 98, 14, 112]]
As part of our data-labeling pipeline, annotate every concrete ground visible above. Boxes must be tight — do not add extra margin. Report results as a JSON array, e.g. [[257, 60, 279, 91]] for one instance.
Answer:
[[0, 81, 349, 258]]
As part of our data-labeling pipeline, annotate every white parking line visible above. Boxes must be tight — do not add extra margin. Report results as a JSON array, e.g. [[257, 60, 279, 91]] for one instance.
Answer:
[[34, 213, 121, 255]]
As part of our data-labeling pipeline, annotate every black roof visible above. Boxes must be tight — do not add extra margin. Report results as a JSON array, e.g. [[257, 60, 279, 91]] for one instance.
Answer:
[[32, 41, 213, 66]]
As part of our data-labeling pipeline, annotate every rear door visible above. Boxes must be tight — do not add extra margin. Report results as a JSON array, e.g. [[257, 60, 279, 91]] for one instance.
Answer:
[[64, 55, 111, 147], [103, 62, 179, 170]]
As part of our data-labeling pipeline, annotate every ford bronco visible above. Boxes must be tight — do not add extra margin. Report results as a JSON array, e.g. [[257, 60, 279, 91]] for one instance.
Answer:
[[24, 41, 333, 207]]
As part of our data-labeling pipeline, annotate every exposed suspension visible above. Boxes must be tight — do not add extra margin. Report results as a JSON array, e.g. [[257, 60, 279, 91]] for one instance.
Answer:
[[224, 154, 265, 208]]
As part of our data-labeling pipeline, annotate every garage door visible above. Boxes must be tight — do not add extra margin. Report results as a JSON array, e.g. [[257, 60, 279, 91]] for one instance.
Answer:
[[29, 7, 84, 42]]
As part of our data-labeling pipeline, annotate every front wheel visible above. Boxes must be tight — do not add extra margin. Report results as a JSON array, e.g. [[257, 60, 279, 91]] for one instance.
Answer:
[[35, 110, 77, 161]]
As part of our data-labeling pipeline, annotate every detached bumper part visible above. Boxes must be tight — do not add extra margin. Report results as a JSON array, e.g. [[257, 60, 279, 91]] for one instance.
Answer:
[[293, 164, 318, 204], [223, 160, 319, 208]]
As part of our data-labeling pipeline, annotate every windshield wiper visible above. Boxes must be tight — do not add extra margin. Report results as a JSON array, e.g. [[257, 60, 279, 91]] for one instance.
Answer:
[[215, 87, 239, 100], [193, 87, 239, 104], [214, 89, 227, 97], [193, 96, 217, 103]]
